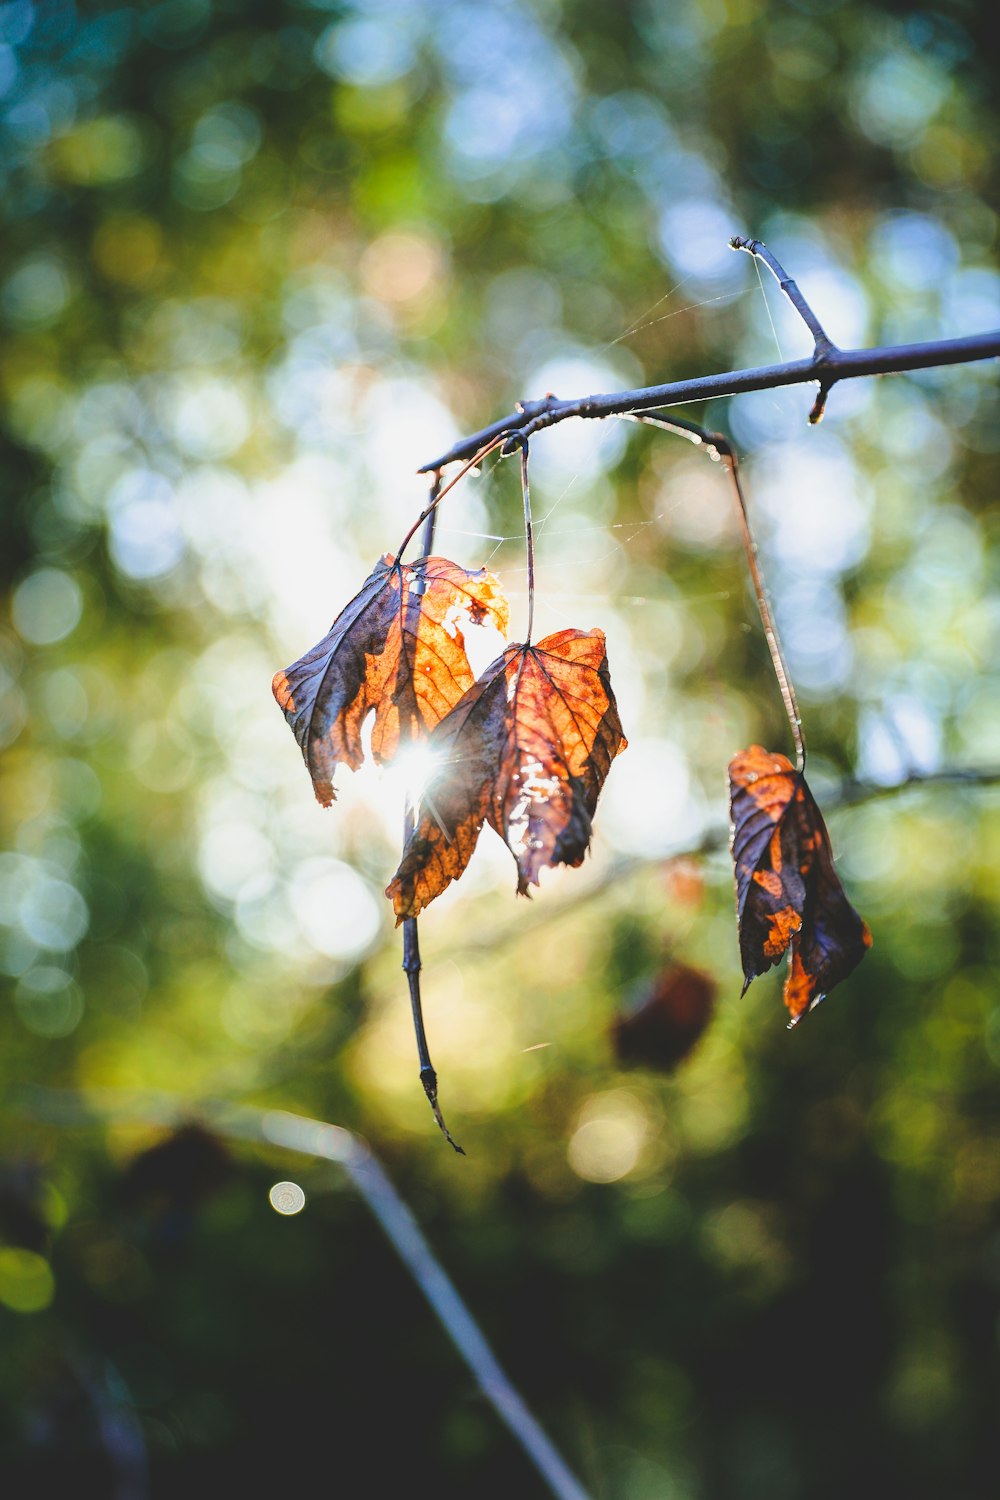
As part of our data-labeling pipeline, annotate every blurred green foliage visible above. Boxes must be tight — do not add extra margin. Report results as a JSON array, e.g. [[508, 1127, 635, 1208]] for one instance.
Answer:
[[2, 0, 1000, 1495]]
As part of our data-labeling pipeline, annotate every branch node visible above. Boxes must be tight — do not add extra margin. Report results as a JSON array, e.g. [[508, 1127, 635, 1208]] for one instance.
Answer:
[[500, 430, 529, 456], [808, 383, 832, 425]]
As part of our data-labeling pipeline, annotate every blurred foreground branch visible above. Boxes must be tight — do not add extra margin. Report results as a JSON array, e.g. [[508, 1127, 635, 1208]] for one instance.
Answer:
[[16, 1090, 592, 1500]]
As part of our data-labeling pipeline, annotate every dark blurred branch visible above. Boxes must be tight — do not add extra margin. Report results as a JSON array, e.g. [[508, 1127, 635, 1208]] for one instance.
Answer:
[[70, 1350, 150, 1500], [835, 765, 1000, 805], [445, 765, 1000, 956], [418, 235, 1000, 470], [16, 1091, 592, 1500]]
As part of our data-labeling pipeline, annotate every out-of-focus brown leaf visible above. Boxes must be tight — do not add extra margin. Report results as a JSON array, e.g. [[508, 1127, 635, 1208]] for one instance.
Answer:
[[662, 857, 705, 909], [118, 1123, 233, 1211], [387, 627, 626, 920], [729, 744, 872, 1026], [612, 963, 716, 1073], [272, 554, 508, 805]]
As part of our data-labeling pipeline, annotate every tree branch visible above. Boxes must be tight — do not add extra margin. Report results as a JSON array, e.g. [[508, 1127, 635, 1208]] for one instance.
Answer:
[[418, 228, 1000, 471], [16, 1089, 593, 1500]]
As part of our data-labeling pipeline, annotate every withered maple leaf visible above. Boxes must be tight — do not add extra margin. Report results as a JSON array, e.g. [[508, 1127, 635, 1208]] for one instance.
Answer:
[[272, 554, 508, 805], [387, 627, 627, 921], [729, 744, 872, 1026]]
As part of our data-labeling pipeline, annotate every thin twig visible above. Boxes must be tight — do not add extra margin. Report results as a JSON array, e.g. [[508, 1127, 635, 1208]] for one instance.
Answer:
[[16, 1089, 592, 1500], [729, 235, 838, 358], [730, 237, 836, 425], [631, 411, 805, 769], [403, 474, 464, 1154]]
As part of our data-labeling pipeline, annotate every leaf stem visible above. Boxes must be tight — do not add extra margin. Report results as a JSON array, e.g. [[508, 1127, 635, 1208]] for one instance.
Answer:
[[632, 411, 806, 771], [519, 439, 535, 645], [398, 434, 507, 562], [403, 472, 464, 1154]]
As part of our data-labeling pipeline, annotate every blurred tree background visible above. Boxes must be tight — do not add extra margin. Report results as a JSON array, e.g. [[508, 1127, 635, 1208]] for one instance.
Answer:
[[2, 0, 1000, 1495]]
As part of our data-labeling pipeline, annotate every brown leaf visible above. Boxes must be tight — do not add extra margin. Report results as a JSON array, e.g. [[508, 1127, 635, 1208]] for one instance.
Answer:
[[118, 1124, 233, 1211], [612, 963, 716, 1073], [386, 628, 627, 920], [272, 554, 508, 805], [729, 744, 871, 1026]]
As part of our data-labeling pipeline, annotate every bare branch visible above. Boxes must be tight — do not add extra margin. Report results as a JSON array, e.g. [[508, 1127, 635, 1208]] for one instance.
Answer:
[[418, 237, 1000, 473]]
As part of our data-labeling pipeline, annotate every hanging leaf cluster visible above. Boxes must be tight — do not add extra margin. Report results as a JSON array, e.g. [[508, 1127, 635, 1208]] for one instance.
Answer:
[[272, 553, 627, 912], [272, 413, 873, 1145]]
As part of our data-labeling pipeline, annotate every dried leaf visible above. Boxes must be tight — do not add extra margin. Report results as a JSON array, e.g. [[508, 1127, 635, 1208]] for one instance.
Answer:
[[118, 1124, 233, 1211], [612, 963, 716, 1073], [662, 857, 705, 910], [729, 744, 871, 1026], [272, 554, 508, 805], [387, 627, 626, 920]]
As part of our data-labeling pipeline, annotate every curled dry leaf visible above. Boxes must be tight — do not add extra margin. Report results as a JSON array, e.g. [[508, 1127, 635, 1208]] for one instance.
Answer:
[[387, 627, 627, 921], [272, 554, 508, 805], [612, 962, 716, 1074], [729, 744, 872, 1026]]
